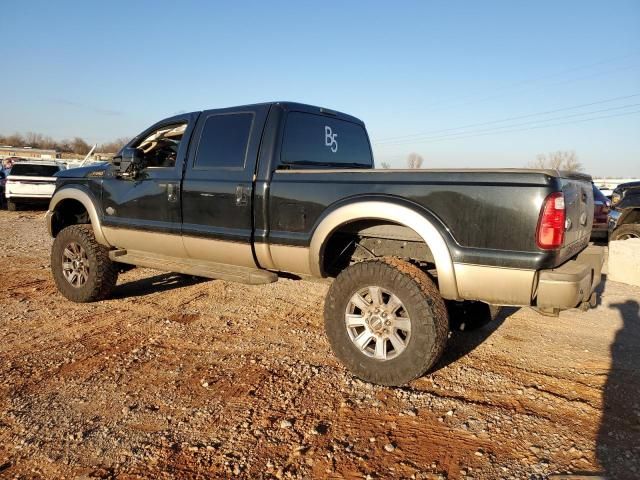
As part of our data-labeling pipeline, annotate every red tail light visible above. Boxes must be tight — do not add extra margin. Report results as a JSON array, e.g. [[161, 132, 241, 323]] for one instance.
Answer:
[[537, 192, 565, 249]]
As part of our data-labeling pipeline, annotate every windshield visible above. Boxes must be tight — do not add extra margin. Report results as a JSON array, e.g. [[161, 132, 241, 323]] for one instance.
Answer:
[[8, 164, 61, 177]]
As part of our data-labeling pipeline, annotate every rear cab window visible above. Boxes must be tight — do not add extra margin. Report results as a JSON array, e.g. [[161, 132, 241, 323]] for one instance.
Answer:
[[8, 164, 61, 177], [280, 112, 373, 169], [194, 113, 254, 169]]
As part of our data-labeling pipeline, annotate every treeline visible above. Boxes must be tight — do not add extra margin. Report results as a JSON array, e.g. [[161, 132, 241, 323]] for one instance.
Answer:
[[0, 132, 129, 155]]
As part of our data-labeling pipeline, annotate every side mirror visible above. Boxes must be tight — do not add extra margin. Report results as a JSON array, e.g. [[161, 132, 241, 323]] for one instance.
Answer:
[[113, 147, 146, 178]]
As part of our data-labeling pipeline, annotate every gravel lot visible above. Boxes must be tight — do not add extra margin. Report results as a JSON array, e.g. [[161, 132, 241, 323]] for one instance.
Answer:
[[0, 209, 639, 479]]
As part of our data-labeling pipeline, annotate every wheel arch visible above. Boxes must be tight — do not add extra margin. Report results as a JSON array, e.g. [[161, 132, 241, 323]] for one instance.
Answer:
[[309, 196, 459, 300], [617, 207, 640, 227], [48, 187, 110, 247]]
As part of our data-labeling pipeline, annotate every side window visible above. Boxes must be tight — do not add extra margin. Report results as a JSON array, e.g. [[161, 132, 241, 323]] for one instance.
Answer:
[[135, 122, 187, 168], [194, 113, 253, 169], [281, 112, 373, 168]]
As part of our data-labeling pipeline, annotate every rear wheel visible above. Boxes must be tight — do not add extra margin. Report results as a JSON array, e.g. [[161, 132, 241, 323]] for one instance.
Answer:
[[7, 200, 18, 211], [324, 257, 449, 386], [51, 225, 118, 302], [610, 223, 640, 241]]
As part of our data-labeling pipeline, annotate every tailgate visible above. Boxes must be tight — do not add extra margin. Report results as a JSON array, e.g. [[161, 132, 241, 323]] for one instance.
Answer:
[[558, 174, 593, 261], [7, 175, 57, 196]]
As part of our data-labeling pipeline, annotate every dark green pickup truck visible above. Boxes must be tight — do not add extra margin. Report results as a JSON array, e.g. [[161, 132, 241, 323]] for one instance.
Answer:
[[45, 101, 604, 385]]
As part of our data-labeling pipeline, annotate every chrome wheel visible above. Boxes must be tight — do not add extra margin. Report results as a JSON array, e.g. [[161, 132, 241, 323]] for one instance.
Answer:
[[62, 242, 90, 288], [618, 233, 640, 240], [345, 286, 411, 361]]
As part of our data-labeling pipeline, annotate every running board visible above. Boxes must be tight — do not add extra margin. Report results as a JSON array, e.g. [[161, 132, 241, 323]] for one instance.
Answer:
[[108, 249, 277, 285]]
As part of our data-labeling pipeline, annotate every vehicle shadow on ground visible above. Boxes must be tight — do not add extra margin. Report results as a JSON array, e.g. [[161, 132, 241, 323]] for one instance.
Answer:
[[596, 298, 640, 478], [111, 272, 208, 299], [433, 306, 519, 372]]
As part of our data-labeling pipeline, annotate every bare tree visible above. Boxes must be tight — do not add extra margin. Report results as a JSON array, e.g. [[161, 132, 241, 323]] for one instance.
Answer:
[[97, 137, 130, 153], [379, 161, 391, 169], [529, 150, 583, 172], [70, 137, 91, 155], [407, 152, 424, 169]]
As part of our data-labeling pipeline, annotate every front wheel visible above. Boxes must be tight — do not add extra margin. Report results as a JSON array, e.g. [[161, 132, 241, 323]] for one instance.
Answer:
[[51, 224, 119, 302], [324, 257, 449, 386], [7, 200, 18, 211]]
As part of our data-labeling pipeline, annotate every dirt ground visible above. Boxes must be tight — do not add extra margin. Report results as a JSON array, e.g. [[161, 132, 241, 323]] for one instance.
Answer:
[[0, 209, 639, 480]]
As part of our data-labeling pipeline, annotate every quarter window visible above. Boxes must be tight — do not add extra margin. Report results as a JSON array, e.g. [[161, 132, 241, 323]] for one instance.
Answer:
[[194, 113, 254, 169]]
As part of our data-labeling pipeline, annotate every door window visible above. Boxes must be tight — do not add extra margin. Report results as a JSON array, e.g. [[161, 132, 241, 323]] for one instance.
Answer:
[[194, 113, 254, 169], [135, 123, 187, 168]]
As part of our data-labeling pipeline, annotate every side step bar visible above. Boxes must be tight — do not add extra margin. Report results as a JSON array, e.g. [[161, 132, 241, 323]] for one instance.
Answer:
[[108, 249, 277, 285]]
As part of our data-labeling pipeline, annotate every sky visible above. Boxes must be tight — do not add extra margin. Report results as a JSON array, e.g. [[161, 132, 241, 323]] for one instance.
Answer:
[[1, 0, 639, 177]]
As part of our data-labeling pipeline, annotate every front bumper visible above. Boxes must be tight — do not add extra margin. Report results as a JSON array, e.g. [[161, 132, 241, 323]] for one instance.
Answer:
[[535, 245, 604, 310]]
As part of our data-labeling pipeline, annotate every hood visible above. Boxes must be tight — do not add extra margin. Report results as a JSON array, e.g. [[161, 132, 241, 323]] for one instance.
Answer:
[[55, 162, 110, 178]]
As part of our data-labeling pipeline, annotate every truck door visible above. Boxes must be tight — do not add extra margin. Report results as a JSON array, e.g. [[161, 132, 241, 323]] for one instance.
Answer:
[[101, 113, 198, 256], [181, 104, 270, 267]]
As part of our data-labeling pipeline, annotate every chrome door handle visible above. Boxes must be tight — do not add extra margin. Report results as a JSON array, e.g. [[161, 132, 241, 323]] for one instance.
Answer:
[[167, 183, 179, 202], [235, 184, 249, 206]]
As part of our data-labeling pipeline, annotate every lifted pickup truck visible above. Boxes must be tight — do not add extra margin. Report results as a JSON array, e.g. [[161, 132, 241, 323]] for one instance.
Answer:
[[46, 102, 604, 386]]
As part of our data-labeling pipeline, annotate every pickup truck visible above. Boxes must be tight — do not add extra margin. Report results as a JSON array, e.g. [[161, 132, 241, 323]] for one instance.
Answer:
[[45, 101, 604, 386]]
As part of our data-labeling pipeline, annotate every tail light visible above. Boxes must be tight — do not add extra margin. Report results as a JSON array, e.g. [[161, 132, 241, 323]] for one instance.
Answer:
[[537, 192, 565, 249]]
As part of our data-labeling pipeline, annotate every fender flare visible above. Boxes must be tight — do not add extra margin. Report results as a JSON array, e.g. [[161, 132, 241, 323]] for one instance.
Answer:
[[308, 199, 459, 300], [47, 187, 111, 247]]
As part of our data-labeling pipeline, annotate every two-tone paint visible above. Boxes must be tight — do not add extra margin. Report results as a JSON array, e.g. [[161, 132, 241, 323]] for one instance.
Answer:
[[49, 101, 596, 306]]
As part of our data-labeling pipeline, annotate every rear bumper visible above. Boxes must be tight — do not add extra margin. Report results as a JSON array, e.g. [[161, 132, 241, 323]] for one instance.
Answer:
[[535, 245, 604, 310]]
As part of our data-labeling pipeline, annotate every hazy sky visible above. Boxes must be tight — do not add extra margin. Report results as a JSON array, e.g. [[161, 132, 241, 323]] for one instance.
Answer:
[[2, 0, 639, 176]]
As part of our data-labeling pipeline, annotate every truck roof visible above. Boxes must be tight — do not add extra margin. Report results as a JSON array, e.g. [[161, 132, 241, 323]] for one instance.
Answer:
[[185, 101, 366, 126], [616, 180, 640, 190]]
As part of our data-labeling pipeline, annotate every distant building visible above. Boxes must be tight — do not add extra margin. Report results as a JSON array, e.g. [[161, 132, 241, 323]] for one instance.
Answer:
[[0, 147, 115, 167], [0, 146, 59, 160], [593, 178, 640, 190]]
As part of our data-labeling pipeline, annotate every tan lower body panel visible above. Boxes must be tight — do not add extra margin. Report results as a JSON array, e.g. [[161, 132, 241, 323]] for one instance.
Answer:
[[454, 263, 536, 306], [183, 236, 256, 268], [269, 244, 312, 275], [102, 227, 256, 268], [102, 227, 187, 257]]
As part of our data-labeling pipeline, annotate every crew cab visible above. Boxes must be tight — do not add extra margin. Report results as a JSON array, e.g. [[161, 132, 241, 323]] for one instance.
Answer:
[[5, 160, 66, 211], [45, 102, 604, 386]]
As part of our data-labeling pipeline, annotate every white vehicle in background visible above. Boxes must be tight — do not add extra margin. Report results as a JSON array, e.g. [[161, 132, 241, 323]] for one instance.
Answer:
[[5, 161, 66, 211]]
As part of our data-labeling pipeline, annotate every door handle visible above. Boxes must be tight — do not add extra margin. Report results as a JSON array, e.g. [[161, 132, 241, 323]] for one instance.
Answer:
[[235, 184, 249, 206], [167, 183, 179, 203]]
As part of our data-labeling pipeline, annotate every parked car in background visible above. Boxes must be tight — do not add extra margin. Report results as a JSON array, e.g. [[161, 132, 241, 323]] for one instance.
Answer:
[[5, 161, 66, 211], [591, 184, 610, 240], [609, 181, 640, 240], [0, 170, 7, 209]]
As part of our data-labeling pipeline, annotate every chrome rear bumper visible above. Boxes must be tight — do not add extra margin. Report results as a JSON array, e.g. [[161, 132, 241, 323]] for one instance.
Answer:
[[535, 245, 605, 310]]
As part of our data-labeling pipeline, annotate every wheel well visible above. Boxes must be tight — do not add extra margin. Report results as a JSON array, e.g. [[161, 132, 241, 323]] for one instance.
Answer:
[[51, 199, 90, 237], [619, 208, 640, 226], [321, 220, 435, 277]]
